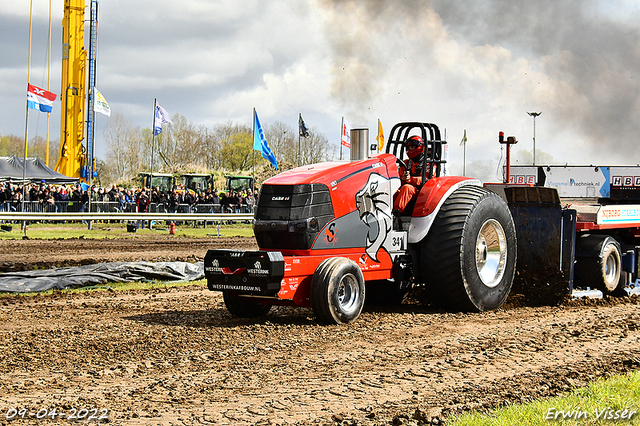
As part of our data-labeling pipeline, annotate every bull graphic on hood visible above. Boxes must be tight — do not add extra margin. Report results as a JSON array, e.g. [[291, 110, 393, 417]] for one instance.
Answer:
[[355, 173, 393, 262]]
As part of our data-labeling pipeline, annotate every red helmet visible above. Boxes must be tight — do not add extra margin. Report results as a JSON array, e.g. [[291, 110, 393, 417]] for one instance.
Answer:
[[404, 135, 424, 159]]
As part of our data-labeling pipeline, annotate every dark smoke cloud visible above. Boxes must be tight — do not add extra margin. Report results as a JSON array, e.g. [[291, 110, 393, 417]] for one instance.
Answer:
[[319, 0, 396, 123], [320, 0, 640, 161], [437, 0, 640, 158]]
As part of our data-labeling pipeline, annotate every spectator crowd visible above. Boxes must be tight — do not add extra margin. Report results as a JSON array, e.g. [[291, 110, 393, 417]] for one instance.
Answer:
[[0, 180, 259, 214]]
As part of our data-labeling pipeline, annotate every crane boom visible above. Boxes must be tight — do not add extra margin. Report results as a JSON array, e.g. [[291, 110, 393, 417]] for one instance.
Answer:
[[55, 0, 86, 179]]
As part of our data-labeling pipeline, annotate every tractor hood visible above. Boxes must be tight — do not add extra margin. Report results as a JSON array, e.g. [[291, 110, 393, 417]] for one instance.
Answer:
[[265, 157, 393, 186], [254, 154, 400, 251]]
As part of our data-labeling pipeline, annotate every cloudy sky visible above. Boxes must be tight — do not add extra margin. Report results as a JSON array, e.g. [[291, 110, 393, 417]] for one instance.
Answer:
[[2, 0, 640, 182]]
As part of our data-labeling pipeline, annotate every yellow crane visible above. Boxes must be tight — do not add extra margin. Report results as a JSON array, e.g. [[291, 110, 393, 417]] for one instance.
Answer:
[[55, 0, 86, 179]]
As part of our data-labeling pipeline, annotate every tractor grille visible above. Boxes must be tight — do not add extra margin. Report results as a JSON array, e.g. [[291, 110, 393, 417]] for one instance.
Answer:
[[254, 184, 334, 250]]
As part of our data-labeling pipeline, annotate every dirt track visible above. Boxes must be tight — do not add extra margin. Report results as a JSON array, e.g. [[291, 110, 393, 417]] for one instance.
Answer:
[[1, 237, 640, 425], [0, 236, 256, 272]]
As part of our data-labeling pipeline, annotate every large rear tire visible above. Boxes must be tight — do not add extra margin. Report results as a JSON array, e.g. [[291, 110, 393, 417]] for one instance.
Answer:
[[311, 257, 365, 324], [574, 234, 623, 296], [420, 186, 517, 311], [223, 291, 272, 318]]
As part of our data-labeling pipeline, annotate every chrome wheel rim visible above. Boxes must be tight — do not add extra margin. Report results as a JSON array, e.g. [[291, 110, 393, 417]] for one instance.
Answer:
[[475, 219, 508, 288], [337, 273, 360, 315], [604, 246, 619, 291]]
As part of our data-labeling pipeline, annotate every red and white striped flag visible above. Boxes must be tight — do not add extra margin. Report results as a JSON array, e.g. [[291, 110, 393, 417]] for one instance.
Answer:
[[27, 84, 56, 113]]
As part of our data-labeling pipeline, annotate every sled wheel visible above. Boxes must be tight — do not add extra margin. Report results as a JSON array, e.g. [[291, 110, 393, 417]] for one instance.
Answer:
[[420, 186, 517, 311], [311, 257, 365, 324], [575, 235, 623, 296], [223, 291, 272, 318]]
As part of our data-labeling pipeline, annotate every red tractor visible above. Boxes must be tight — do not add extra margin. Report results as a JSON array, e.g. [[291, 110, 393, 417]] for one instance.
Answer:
[[204, 122, 518, 324]]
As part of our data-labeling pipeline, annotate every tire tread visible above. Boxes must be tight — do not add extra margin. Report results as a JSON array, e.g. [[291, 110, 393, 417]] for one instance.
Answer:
[[420, 186, 516, 311]]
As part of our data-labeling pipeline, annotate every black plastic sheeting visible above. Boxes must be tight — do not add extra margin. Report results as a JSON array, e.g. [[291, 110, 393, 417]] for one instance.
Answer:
[[0, 261, 204, 293]]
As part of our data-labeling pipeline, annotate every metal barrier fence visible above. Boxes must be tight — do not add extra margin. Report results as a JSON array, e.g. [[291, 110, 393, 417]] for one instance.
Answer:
[[0, 211, 253, 226], [0, 201, 253, 214]]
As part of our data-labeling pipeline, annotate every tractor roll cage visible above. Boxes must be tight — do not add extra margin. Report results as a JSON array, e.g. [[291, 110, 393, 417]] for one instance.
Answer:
[[385, 122, 447, 183]]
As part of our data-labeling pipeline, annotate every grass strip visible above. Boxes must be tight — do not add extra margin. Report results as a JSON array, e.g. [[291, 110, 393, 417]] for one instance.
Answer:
[[449, 371, 640, 425], [0, 221, 254, 239]]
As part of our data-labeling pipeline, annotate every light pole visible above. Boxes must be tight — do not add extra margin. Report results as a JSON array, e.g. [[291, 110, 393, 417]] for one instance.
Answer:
[[527, 111, 541, 165]]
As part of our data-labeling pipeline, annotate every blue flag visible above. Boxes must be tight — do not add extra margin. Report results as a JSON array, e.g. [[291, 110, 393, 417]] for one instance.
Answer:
[[253, 110, 278, 169]]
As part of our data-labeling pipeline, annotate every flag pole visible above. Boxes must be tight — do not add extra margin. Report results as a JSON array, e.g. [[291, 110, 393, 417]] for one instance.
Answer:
[[150, 98, 156, 188], [46, 0, 52, 167], [24, 0, 33, 160], [461, 129, 467, 176], [22, 94, 30, 217], [297, 113, 301, 167], [340, 116, 344, 161], [463, 136, 466, 176], [22, 0, 34, 224], [252, 107, 255, 186]]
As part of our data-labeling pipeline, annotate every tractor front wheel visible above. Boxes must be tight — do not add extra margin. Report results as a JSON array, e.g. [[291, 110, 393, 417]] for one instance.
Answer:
[[223, 291, 272, 318], [311, 257, 365, 324]]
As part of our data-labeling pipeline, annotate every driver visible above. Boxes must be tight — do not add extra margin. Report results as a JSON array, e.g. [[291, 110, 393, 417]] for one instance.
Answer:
[[393, 135, 425, 215]]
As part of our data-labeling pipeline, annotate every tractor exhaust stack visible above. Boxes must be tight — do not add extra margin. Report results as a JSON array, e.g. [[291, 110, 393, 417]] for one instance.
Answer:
[[350, 128, 370, 161]]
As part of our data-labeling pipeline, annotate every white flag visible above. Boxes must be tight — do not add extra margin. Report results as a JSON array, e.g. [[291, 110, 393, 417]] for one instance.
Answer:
[[93, 87, 111, 117], [154, 103, 171, 135], [341, 119, 351, 149]]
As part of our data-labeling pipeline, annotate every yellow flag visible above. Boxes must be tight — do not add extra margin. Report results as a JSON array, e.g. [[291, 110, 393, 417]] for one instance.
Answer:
[[376, 119, 384, 151]]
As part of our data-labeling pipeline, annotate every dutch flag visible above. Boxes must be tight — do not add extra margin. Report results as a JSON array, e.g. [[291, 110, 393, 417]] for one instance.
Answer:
[[27, 84, 57, 113]]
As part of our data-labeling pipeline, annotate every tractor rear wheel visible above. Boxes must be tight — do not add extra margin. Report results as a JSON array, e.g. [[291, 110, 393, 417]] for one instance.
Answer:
[[574, 234, 624, 296], [223, 291, 272, 318], [420, 186, 517, 311], [311, 257, 365, 324]]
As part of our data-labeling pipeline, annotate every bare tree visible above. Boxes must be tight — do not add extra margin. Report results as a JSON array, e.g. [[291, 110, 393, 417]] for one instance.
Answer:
[[97, 112, 334, 186], [265, 121, 296, 165], [103, 113, 142, 183], [216, 132, 255, 171], [264, 121, 334, 167], [165, 113, 206, 168], [211, 122, 252, 171], [199, 125, 219, 170], [297, 126, 335, 165], [0, 133, 60, 162]]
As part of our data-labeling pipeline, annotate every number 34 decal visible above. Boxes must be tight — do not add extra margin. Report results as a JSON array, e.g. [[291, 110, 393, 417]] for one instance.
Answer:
[[392, 235, 404, 247]]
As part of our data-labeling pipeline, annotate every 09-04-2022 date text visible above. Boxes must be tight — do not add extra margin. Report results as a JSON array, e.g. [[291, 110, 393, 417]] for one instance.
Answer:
[[4, 407, 109, 421]]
